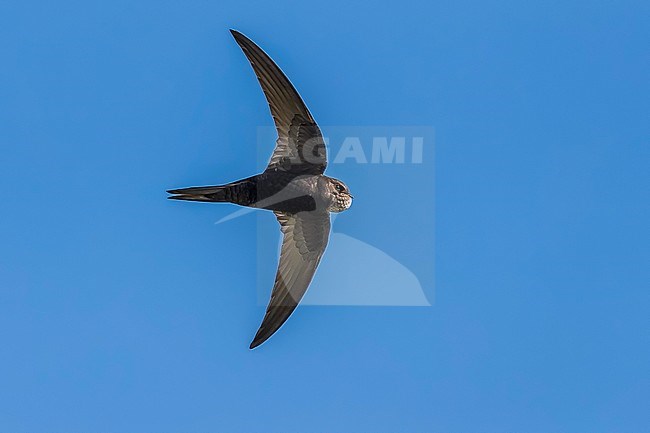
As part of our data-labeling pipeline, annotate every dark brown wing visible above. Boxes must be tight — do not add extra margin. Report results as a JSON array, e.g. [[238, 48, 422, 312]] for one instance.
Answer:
[[249, 210, 331, 349], [230, 30, 327, 175]]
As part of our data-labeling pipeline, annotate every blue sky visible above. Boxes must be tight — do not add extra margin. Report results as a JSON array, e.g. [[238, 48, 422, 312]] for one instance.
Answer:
[[1, 1, 648, 432]]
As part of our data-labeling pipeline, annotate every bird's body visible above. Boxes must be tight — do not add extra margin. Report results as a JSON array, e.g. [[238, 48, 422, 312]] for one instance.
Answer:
[[168, 30, 352, 349], [170, 171, 350, 214]]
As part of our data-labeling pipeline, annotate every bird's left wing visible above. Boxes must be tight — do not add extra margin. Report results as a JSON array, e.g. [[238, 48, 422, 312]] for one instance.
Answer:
[[230, 29, 327, 175], [250, 210, 331, 349]]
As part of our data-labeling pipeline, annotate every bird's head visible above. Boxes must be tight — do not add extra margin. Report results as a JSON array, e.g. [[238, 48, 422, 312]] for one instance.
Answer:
[[326, 177, 353, 212]]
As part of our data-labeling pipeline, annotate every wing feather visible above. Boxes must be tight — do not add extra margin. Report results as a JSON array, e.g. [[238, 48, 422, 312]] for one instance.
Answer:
[[230, 30, 327, 174], [249, 210, 331, 348]]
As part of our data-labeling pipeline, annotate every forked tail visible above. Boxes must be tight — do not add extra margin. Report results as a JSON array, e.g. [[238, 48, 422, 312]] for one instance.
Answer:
[[167, 185, 230, 202], [167, 178, 257, 205]]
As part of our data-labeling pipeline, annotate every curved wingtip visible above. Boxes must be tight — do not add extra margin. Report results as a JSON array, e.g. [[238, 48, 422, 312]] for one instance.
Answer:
[[248, 319, 283, 350], [229, 29, 245, 40], [249, 324, 276, 349], [230, 29, 258, 49], [249, 331, 268, 350], [248, 305, 299, 350]]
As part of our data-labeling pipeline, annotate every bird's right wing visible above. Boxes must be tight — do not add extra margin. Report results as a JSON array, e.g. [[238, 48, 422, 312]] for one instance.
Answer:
[[250, 210, 331, 349], [230, 30, 327, 175]]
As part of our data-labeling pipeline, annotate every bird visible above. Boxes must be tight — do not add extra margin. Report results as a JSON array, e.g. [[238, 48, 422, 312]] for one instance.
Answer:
[[167, 30, 353, 349]]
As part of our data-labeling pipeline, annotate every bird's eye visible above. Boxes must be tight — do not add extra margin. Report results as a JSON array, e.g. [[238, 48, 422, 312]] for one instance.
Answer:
[[335, 184, 344, 193]]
